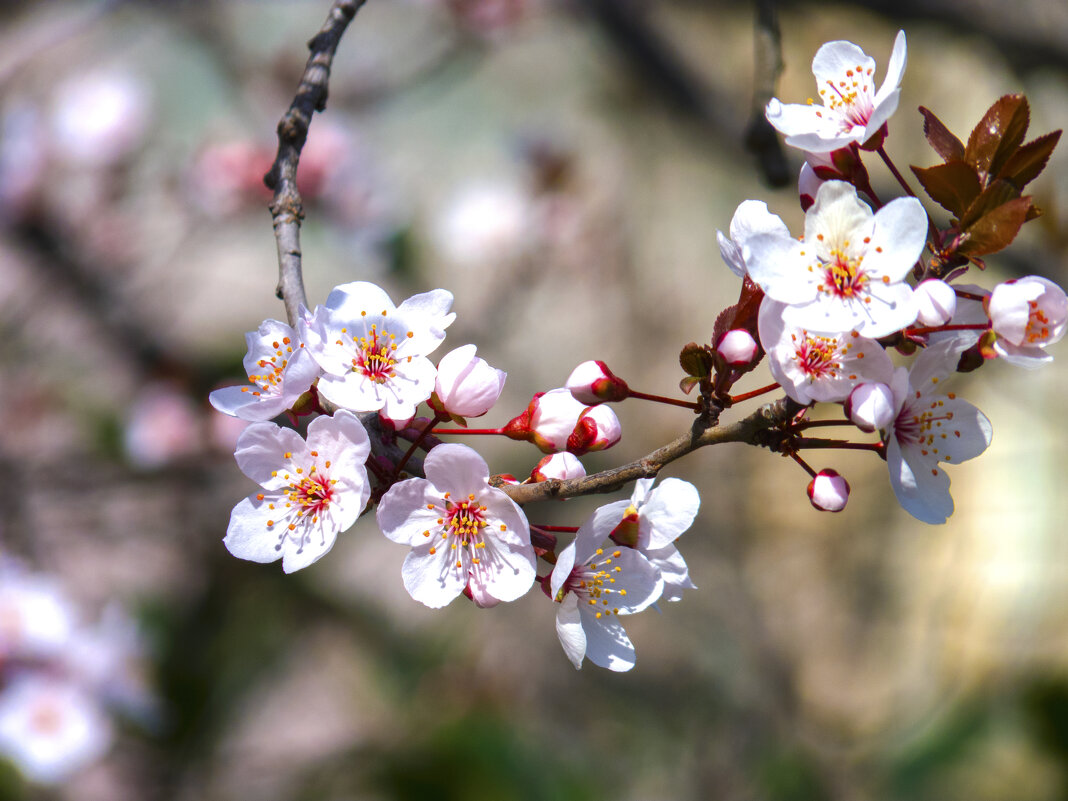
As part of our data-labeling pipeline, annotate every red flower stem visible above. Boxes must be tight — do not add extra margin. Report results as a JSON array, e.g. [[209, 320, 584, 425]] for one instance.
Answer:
[[533, 525, 580, 533], [626, 390, 700, 411], [729, 382, 781, 404], [789, 451, 817, 478], [393, 414, 445, 477], [954, 289, 987, 302], [431, 427, 507, 435], [797, 418, 855, 430], [794, 437, 883, 453], [905, 323, 989, 337]]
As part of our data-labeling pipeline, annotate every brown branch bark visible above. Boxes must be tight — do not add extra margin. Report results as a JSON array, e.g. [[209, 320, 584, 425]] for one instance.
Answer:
[[265, 0, 368, 327], [499, 396, 802, 506]]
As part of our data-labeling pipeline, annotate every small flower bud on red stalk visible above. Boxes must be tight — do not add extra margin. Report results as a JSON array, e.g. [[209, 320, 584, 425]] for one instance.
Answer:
[[567, 404, 622, 455], [715, 329, 759, 367], [530, 452, 586, 483], [846, 381, 896, 433], [913, 279, 956, 327], [503, 388, 585, 452], [565, 360, 630, 404], [807, 469, 850, 512], [430, 344, 507, 421]]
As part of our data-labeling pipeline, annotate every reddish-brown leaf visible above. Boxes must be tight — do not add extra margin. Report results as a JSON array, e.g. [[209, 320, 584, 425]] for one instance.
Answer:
[[919, 106, 965, 163], [964, 94, 1030, 180], [999, 129, 1061, 189], [710, 277, 764, 352], [958, 178, 1020, 230], [910, 161, 981, 218], [956, 196, 1032, 256]]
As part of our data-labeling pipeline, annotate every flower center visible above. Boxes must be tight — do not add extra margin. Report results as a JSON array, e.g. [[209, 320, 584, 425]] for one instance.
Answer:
[[818, 66, 875, 129], [818, 248, 869, 300], [351, 323, 398, 384], [1025, 299, 1053, 344], [423, 492, 490, 570], [263, 454, 338, 549], [560, 548, 627, 619], [894, 392, 960, 461], [792, 332, 844, 380]]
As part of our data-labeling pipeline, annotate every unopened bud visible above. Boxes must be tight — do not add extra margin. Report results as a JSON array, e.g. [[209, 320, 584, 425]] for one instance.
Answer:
[[504, 388, 586, 452], [434, 344, 506, 418], [565, 360, 629, 404], [845, 382, 897, 433], [914, 279, 957, 327], [807, 469, 850, 512], [530, 452, 586, 483], [716, 329, 759, 366], [567, 404, 621, 455]]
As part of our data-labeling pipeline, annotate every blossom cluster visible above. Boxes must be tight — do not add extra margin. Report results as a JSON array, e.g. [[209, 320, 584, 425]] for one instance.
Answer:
[[211, 279, 693, 670], [0, 562, 152, 784]]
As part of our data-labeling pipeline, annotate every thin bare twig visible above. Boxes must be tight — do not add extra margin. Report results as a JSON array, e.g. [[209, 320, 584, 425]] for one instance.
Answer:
[[265, 0, 368, 327]]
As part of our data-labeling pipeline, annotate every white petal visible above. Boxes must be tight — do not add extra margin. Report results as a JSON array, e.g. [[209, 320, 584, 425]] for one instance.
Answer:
[[572, 501, 631, 566], [609, 548, 664, 614], [812, 40, 876, 92], [638, 478, 700, 549], [208, 385, 288, 421], [555, 594, 587, 669], [234, 423, 307, 489], [401, 542, 466, 608], [873, 31, 907, 109], [887, 439, 953, 524], [934, 398, 992, 464], [550, 541, 578, 601], [578, 606, 636, 672], [376, 478, 442, 545], [423, 443, 490, 497], [645, 544, 695, 602], [305, 410, 371, 473], [325, 281, 397, 319], [743, 234, 816, 304], [316, 373, 386, 413], [864, 197, 928, 282], [224, 496, 285, 565], [476, 536, 536, 603]]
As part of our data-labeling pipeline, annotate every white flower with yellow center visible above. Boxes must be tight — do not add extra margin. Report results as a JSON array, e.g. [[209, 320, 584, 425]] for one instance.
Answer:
[[550, 505, 665, 671], [224, 410, 371, 573], [376, 444, 536, 609], [301, 282, 455, 421], [744, 181, 927, 338], [766, 31, 907, 152]]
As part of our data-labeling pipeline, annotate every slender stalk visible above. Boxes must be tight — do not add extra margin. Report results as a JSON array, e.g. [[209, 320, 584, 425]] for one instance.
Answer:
[[431, 427, 506, 436], [789, 451, 817, 478], [533, 525, 580, 533], [793, 437, 883, 453], [393, 414, 445, 477], [729, 382, 780, 404], [627, 389, 700, 411], [906, 323, 989, 337]]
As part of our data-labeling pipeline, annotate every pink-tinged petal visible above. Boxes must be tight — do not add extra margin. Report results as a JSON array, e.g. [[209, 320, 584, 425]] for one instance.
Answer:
[[757, 297, 788, 354], [550, 541, 578, 600], [477, 537, 536, 603], [805, 181, 873, 247], [555, 594, 586, 669], [378, 357, 438, 421], [765, 100, 856, 151], [781, 281, 914, 339], [478, 489, 531, 549], [573, 501, 631, 565], [328, 476, 370, 535], [863, 87, 900, 140], [316, 372, 386, 413], [629, 478, 654, 506], [298, 307, 349, 377], [934, 398, 992, 464], [743, 234, 816, 304], [989, 281, 1040, 344], [423, 443, 490, 496], [638, 478, 699, 549], [873, 31, 907, 109], [914, 279, 957, 327], [993, 339, 1053, 368], [325, 281, 397, 319], [908, 338, 967, 390], [578, 607, 635, 672], [888, 365, 911, 412], [717, 230, 746, 277], [376, 478, 443, 545], [609, 548, 664, 614], [241, 319, 298, 375], [281, 526, 338, 574], [224, 496, 285, 564], [730, 199, 791, 246], [863, 197, 928, 282], [208, 385, 289, 421], [645, 544, 695, 602], [305, 411, 371, 475], [402, 542, 466, 608], [811, 40, 876, 92], [234, 423, 307, 489], [887, 439, 954, 524]]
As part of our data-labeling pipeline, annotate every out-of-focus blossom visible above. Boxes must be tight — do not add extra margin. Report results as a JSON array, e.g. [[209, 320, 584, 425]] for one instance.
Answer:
[[377, 444, 535, 609], [0, 677, 112, 785], [210, 320, 319, 422], [550, 511, 664, 671], [758, 298, 894, 405], [766, 31, 907, 152], [745, 181, 926, 338], [0, 565, 75, 661], [433, 344, 506, 419], [123, 383, 201, 468], [50, 71, 151, 167], [807, 469, 850, 512], [913, 279, 957, 327], [444, 0, 529, 38], [529, 452, 586, 483], [186, 140, 272, 216], [224, 411, 371, 573], [433, 180, 531, 265], [301, 282, 455, 421], [565, 360, 629, 404], [717, 200, 790, 278], [0, 101, 47, 215], [988, 276, 1068, 367]]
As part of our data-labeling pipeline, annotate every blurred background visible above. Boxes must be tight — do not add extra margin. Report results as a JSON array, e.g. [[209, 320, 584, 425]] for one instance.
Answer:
[[3, 0, 1068, 798]]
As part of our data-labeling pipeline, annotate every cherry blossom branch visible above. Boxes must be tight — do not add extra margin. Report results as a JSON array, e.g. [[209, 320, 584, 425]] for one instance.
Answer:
[[499, 396, 803, 505], [264, 0, 368, 327]]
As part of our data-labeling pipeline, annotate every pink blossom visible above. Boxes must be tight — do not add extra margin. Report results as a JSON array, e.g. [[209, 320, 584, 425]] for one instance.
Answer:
[[807, 469, 850, 512], [913, 279, 957, 327], [433, 344, 506, 418], [988, 276, 1068, 367], [376, 444, 535, 608]]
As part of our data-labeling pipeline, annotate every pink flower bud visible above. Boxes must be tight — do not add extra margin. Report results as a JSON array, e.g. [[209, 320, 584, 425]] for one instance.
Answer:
[[503, 388, 586, 452], [565, 360, 629, 404], [567, 404, 621, 455], [807, 469, 849, 512], [530, 452, 586, 483], [846, 381, 896, 433], [716, 329, 759, 366], [913, 279, 957, 327], [989, 276, 1068, 349], [434, 344, 507, 418]]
